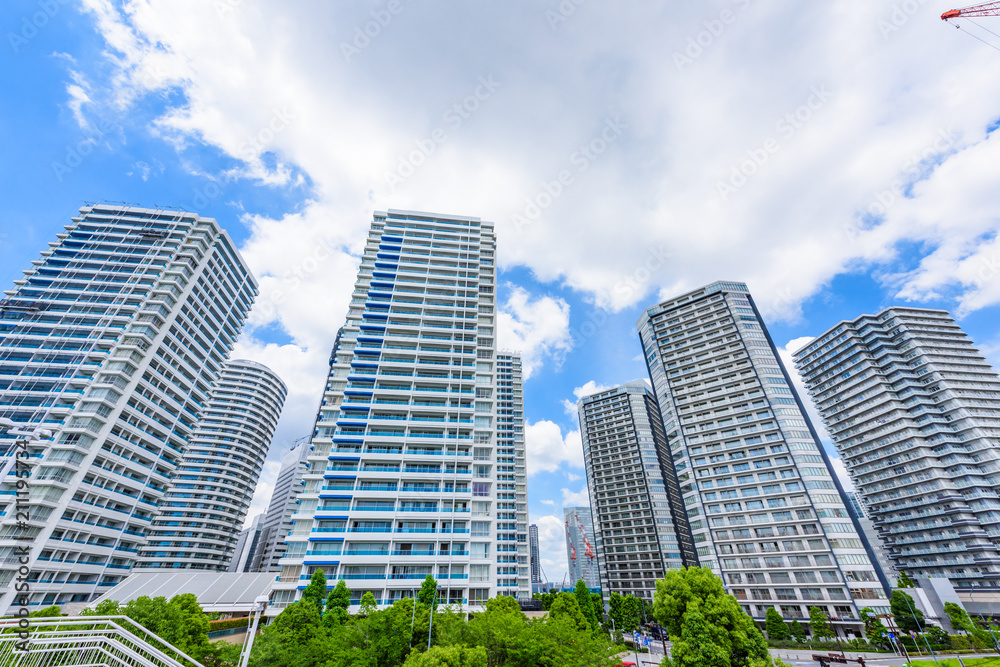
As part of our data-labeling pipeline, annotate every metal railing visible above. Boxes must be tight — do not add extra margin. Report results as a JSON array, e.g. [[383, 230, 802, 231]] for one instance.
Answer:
[[0, 615, 206, 667]]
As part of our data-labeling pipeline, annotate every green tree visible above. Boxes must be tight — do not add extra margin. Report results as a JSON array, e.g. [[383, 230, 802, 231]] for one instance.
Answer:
[[859, 607, 885, 647], [467, 596, 542, 667], [889, 590, 924, 634], [808, 607, 833, 641], [301, 569, 328, 609], [653, 566, 770, 667], [28, 605, 61, 618], [765, 608, 789, 640], [533, 591, 556, 611], [549, 592, 590, 633], [896, 571, 916, 588], [251, 599, 334, 667], [419, 575, 439, 608], [82, 599, 122, 616], [788, 619, 807, 644], [324, 579, 351, 626], [944, 601, 975, 633], [609, 592, 641, 635], [574, 580, 600, 633], [402, 644, 487, 666]]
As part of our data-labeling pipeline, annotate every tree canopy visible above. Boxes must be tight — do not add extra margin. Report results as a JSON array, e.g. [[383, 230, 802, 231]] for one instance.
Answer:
[[765, 608, 789, 640], [807, 607, 833, 641], [653, 566, 771, 667], [889, 590, 924, 634]]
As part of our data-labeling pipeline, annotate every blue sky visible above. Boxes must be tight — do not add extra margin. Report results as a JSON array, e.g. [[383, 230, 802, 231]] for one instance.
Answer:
[[3, 0, 1000, 579]]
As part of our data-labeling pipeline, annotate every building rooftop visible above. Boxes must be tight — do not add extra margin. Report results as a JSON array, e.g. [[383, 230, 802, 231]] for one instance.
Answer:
[[88, 572, 276, 614]]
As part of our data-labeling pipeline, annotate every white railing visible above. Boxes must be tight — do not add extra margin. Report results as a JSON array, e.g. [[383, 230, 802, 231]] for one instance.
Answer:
[[0, 615, 206, 667]]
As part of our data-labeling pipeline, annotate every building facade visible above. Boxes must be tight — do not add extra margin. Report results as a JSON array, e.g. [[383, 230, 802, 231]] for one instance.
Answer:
[[845, 492, 899, 584], [495, 352, 530, 600], [252, 441, 310, 572], [793, 307, 1000, 590], [564, 506, 601, 590], [529, 524, 541, 585], [270, 209, 499, 612], [229, 513, 267, 573], [137, 359, 286, 570], [579, 381, 696, 602], [0, 205, 255, 614], [637, 281, 889, 629]]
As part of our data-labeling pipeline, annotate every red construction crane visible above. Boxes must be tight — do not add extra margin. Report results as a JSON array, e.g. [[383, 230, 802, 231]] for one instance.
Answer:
[[942, 2, 1000, 20]]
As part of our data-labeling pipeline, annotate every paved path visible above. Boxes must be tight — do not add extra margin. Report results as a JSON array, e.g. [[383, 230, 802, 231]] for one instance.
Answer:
[[767, 648, 1000, 666]]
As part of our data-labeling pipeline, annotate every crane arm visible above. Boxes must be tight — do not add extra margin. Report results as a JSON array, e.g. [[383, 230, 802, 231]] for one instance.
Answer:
[[942, 2, 1000, 20]]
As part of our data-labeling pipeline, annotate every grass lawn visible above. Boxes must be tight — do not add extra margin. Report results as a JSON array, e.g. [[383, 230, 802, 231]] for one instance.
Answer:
[[911, 659, 1000, 667]]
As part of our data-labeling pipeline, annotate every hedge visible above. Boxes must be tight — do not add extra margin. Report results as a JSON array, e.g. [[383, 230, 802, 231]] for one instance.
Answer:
[[208, 617, 251, 632]]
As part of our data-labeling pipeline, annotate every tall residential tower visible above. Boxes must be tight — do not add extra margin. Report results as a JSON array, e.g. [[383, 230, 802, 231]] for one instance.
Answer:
[[579, 381, 696, 602], [270, 209, 499, 611], [794, 307, 1000, 589], [495, 352, 530, 600], [0, 205, 255, 614], [564, 506, 601, 589], [137, 359, 286, 570], [637, 282, 889, 629]]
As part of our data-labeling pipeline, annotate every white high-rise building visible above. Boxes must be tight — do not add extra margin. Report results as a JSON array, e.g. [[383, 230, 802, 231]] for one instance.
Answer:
[[270, 209, 498, 612], [137, 359, 286, 570], [793, 307, 1000, 590], [495, 352, 530, 600], [0, 205, 255, 614], [529, 524, 541, 585], [253, 441, 310, 572], [564, 506, 601, 590], [579, 381, 697, 602], [637, 281, 890, 630]]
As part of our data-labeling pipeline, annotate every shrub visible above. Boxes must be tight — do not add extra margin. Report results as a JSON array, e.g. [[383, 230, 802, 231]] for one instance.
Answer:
[[209, 617, 251, 633], [950, 634, 971, 650]]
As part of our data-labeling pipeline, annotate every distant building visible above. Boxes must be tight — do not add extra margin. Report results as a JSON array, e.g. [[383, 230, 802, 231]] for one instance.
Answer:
[[529, 524, 541, 584], [252, 442, 309, 572], [564, 507, 600, 589], [229, 513, 267, 573]]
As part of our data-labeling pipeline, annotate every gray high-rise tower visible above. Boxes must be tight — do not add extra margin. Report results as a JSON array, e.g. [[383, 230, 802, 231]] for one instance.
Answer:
[[794, 307, 1000, 590], [0, 205, 255, 614], [252, 441, 310, 572], [637, 281, 889, 628], [579, 381, 696, 602]]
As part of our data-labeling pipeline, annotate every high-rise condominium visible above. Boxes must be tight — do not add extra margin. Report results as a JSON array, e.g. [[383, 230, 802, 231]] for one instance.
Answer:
[[229, 513, 267, 573], [270, 209, 498, 611], [793, 307, 1000, 589], [845, 492, 898, 583], [0, 205, 255, 614], [137, 359, 286, 570], [564, 506, 601, 589], [637, 281, 889, 628], [528, 524, 541, 585], [252, 441, 310, 572], [495, 352, 530, 600], [579, 381, 696, 602]]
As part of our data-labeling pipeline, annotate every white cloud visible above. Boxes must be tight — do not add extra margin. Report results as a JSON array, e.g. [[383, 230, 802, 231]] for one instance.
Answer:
[[830, 457, 854, 492], [566, 472, 582, 482], [534, 514, 569, 583], [524, 420, 583, 475], [497, 285, 572, 379], [561, 486, 590, 507], [561, 380, 612, 416], [541, 499, 555, 506]]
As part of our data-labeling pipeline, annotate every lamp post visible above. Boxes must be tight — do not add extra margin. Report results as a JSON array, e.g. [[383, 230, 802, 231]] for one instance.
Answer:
[[899, 589, 940, 665], [238, 595, 269, 667]]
